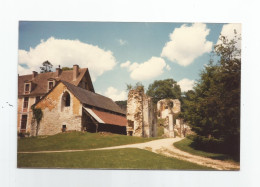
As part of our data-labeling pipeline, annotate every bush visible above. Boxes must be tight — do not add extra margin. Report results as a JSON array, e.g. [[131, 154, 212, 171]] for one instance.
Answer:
[[190, 134, 240, 161], [191, 135, 224, 153]]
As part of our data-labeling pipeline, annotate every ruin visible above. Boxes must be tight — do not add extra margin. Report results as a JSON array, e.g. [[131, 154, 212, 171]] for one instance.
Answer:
[[157, 99, 190, 137], [126, 88, 157, 137]]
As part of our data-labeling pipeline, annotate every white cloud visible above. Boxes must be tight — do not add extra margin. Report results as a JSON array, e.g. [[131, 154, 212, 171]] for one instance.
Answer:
[[121, 57, 168, 81], [104, 87, 127, 101], [161, 23, 213, 66], [120, 61, 131, 68], [118, 39, 127, 46], [18, 37, 117, 81], [166, 64, 171, 70], [18, 64, 34, 75], [217, 23, 241, 50], [177, 78, 195, 92]]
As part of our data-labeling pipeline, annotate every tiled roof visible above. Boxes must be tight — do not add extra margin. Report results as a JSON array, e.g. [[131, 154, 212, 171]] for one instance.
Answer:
[[62, 81, 125, 115], [18, 68, 94, 96], [91, 108, 127, 126]]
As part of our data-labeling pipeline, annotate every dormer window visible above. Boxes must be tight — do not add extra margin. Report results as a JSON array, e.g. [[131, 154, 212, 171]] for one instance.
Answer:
[[24, 82, 31, 94], [48, 79, 56, 91]]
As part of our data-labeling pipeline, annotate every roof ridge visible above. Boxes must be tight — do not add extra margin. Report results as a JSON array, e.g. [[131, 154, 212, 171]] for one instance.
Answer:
[[19, 67, 88, 76], [61, 80, 125, 115], [61, 80, 105, 98]]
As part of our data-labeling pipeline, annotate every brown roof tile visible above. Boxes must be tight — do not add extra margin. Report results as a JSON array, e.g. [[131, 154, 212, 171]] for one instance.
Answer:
[[18, 68, 93, 96], [62, 81, 125, 115], [91, 108, 127, 126]]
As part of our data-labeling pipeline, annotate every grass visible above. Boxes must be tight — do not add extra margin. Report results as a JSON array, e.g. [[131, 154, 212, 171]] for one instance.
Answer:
[[17, 148, 214, 170], [174, 138, 239, 163], [18, 131, 159, 152]]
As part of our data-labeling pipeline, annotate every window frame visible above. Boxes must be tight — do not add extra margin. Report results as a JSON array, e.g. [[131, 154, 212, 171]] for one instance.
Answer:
[[24, 83, 31, 94], [48, 80, 55, 91], [20, 115, 28, 131], [23, 97, 29, 109]]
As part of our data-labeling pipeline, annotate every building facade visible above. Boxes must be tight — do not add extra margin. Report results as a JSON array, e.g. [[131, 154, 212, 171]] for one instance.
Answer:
[[18, 64, 95, 135], [33, 81, 126, 136]]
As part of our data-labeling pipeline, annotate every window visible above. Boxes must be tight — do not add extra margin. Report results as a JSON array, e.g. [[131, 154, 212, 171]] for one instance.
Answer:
[[24, 83, 31, 93], [65, 93, 70, 107], [23, 97, 29, 109], [21, 115, 27, 130], [48, 81, 54, 91], [62, 125, 66, 132], [61, 91, 71, 110]]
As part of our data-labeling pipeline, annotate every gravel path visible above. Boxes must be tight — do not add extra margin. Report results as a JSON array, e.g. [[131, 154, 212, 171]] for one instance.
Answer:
[[19, 137, 240, 170], [91, 137, 240, 170]]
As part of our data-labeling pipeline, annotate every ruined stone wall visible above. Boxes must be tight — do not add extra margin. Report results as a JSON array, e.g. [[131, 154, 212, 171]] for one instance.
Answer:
[[36, 83, 82, 135], [157, 99, 181, 138], [172, 99, 181, 114], [126, 89, 156, 137], [126, 89, 143, 136]]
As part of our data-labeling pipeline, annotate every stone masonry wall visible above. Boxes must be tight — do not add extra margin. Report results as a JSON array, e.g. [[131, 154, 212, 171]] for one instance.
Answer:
[[157, 99, 181, 138], [126, 89, 156, 137], [36, 83, 82, 135], [126, 89, 143, 136]]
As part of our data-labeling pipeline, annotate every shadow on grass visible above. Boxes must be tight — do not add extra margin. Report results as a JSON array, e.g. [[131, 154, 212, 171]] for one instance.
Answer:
[[174, 137, 240, 163]]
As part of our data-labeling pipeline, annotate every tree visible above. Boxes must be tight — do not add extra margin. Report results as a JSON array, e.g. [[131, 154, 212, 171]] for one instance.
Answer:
[[146, 79, 181, 104], [40, 60, 53, 73], [115, 100, 127, 111], [126, 82, 144, 92], [62, 67, 73, 71], [183, 31, 241, 158]]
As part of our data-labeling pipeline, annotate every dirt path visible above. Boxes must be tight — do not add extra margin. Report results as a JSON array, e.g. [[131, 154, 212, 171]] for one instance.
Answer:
[[91, 137, 240, 170], [19, 137, 239, 170]]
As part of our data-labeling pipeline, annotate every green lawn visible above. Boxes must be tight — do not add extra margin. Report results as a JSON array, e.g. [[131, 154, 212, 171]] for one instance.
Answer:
[[18, 132, 159, 152], [174, 138, 239, 163], [18, 148, 214, 170]]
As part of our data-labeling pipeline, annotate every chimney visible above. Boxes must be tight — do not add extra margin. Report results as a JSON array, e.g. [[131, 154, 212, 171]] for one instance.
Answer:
[[32, 71, 38, 78], [55, 66, 62, 77], [73, 64, 79, 81]]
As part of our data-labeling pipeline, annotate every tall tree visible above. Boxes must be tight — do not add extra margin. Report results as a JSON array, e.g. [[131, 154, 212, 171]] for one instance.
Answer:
[[183, 32, 241, 157], [146, 79, 181, 104], [40, 60, 53, 73]]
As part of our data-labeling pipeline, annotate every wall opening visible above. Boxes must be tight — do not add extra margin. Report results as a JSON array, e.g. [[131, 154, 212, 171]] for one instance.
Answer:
[[82, 110, 98, 133], [20, 115, 27, 132], [62, 124, 66, 132], [61, 91, 71, 111]]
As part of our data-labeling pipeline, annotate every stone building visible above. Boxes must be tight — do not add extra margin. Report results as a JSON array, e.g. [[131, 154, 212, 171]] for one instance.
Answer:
[[18, 65, 127, 136], [18, 64, 94, 134], [126, 88, 157, 137], [33, 81, 126, 136]]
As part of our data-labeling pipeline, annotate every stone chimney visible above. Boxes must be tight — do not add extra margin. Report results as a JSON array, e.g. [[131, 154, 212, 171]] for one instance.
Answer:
[[73, 64, 79, 81], [55, 66, 62, 77], [32, 71, 38, 78]]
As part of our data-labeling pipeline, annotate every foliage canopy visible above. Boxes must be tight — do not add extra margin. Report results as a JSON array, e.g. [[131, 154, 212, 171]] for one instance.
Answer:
[[182, 32, 241, 158], [146, 79, 181, 104], [40, 60, 53, 73]]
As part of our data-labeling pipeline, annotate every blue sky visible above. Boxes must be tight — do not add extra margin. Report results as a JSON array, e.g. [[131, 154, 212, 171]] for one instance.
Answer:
[[18, 21, 240, 101]]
